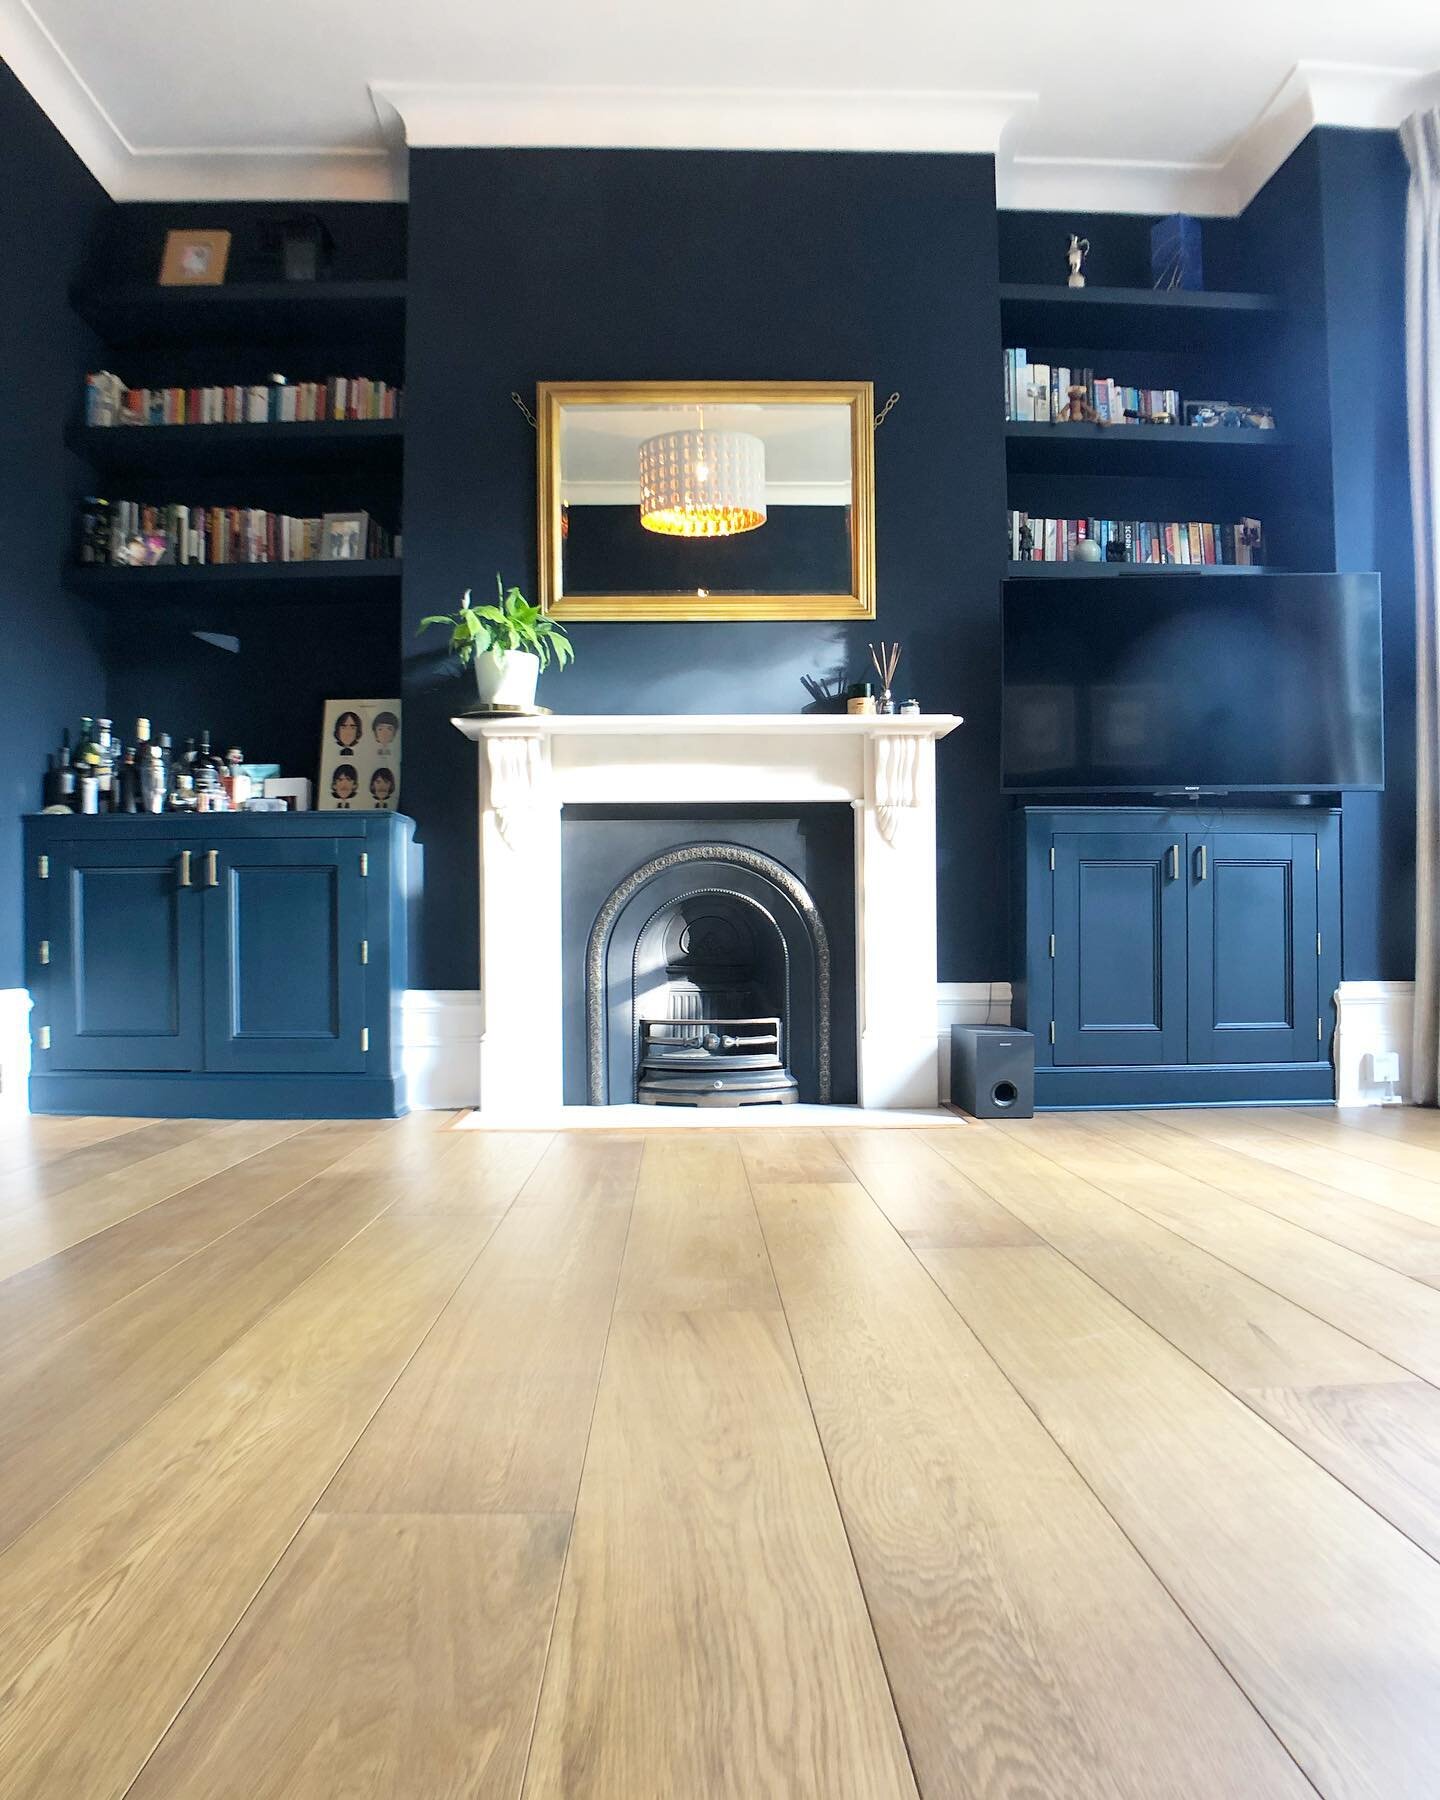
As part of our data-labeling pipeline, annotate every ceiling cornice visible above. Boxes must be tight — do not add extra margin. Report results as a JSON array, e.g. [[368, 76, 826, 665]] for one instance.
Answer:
[[5, 19, 1437, 215], [370, 81, 1035, 157], [1, 0, 400, 199], [999, 61, 1440, 215]]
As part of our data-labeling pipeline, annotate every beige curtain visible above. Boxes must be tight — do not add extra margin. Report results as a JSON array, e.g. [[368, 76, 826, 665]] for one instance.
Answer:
[[1406, 110, 1440, 1103]]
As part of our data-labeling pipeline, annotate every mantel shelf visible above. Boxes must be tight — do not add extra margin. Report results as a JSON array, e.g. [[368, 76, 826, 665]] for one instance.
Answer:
[[451, 712, 962, 741]]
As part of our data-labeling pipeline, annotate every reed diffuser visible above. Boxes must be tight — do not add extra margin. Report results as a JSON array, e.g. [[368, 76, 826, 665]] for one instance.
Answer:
[[868, 641, 901, 715]]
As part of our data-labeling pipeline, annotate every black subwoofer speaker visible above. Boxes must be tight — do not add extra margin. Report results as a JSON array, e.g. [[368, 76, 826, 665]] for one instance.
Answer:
[[950, 1024, 1035, 1119]]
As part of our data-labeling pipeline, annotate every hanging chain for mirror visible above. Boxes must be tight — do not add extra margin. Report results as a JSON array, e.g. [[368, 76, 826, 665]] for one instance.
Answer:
[[512, 388, 899, 431]]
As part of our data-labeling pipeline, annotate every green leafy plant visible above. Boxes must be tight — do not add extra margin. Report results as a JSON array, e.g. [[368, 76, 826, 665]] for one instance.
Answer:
[[419, 574, 575, 671]]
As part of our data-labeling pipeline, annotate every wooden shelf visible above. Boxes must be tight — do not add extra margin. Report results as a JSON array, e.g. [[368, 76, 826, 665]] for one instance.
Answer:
[[71, 279, 408, 351], [64, 559, 403, 605], [999, 282, 1283, 351], [1005, 562, 1279, 580], [1004, 421, 1288, 476], [70, 419, 404, 475]]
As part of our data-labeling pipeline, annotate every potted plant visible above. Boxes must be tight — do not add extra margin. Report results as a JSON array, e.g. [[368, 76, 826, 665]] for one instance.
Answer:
[[419, 575, 574, 709]]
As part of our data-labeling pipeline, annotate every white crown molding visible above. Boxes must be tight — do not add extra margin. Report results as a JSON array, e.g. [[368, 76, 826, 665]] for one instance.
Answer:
[[1, 0, 402, 199], [1000, 60, 1440, 217], [370, 80, 1035, 156]]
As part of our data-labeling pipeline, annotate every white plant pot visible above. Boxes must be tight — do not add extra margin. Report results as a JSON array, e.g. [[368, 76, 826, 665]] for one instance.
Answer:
[[473, 648, 540, 710]]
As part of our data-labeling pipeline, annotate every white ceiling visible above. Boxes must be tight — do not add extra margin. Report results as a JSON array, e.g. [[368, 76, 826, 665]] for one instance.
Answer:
[[4, 0, 1440, 212]]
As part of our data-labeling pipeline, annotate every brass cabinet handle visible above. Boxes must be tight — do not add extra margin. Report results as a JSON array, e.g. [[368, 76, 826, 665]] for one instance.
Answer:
[[205, 849, 219, 888], [1167, 843, 1179, 880], [178, 850, 192, 888], [1194, 844, 1208, 881]]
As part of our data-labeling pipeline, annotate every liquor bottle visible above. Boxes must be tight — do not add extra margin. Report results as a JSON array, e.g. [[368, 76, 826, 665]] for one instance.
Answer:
[[195, 730, 226, 795], [117, 747, 139, 813], [167, 763, 198, 813], [134, 717, 153, 765], [75, 718, 101, 813], [138, 743, 166, 814], [94, 719, 116, 811], [224, 747, 252, 807], [156, 732, 174, 795]]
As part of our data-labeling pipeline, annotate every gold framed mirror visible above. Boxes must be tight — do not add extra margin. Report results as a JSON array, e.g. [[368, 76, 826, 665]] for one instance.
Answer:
[[537, 380, 876, 621]]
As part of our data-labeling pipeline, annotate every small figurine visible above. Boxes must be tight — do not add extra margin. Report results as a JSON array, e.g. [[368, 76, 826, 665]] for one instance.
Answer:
[[1018, 519, 1035, 562], [1066, 234, 1090, 288], [1057, 383, 1103, 425]]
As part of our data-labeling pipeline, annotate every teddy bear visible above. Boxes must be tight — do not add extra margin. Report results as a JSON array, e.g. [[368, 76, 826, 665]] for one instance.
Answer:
[[1057, 383, 1104, 424]]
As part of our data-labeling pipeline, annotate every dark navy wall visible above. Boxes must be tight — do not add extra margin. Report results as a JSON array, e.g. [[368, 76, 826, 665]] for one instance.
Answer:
[[1315, 128, 1414, 981], [0, 62, 108, 988], [403, 148, 1006, 990]]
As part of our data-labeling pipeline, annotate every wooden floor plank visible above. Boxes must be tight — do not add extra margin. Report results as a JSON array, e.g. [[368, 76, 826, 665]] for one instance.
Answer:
[[126, 1512, 569, 1800], [751, 1171, 1311, 1800], [0, 1116, 225, 1211], [923, 1241, 1440, 1800], [0, 1210, 501, 1800], [522, 1305, 919, 1800], [828, 1127, 1043, 1248], [730, 1128, 854, 1187], [920, 1124, 1440, 1560], [0, 1118, 311, 1280], [1073, 1109, 1440, 1289], [1154, 1107, 1440, 1232], [0, 1121, 387, 1366], [321, 1134, 640, 1516], [0, 1150, 428, 1553], [613, 1133, 780, 1313], [1261, 1105, 1440, 1182], [1007, 1113, 1440, 1385]]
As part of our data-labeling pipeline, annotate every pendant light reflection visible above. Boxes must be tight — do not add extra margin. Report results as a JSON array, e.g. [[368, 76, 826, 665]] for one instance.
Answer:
[[638, 425, 767, 537]]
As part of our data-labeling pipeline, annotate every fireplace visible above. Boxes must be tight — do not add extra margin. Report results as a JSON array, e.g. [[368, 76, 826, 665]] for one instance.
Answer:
[[586, 842, 832, 1106], [451, 712, 960, 1114]]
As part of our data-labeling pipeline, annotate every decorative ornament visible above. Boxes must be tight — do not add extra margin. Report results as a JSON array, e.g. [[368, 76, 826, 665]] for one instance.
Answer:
[[1066, 234, 1090, 289]]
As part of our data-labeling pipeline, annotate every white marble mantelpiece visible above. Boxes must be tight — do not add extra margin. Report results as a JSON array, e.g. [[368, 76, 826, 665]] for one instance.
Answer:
[[451, 712, 961, 1114]]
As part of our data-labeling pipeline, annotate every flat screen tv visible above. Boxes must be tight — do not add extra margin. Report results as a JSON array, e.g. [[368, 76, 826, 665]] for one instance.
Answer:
[[1001, 572, 1384, 793]]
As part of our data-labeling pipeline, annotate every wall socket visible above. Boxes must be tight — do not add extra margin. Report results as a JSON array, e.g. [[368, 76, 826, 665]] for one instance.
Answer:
[[1366, 1050, 1401, 1084]]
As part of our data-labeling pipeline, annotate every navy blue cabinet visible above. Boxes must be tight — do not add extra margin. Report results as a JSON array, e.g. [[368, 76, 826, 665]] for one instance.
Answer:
[[25, 813, 412, 1117], [1015, 807, 1340, 1108]]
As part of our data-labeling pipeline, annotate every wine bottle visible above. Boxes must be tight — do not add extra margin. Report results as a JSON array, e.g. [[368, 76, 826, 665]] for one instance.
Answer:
[[94, 719, 116, 811], [54, 732, 76, 809]]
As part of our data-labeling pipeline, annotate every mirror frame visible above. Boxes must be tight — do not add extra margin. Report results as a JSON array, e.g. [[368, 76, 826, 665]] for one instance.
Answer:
[[536, 379, 876, 622]]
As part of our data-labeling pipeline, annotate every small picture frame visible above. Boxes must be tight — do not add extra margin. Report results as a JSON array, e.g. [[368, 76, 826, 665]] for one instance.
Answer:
[[320, 511, 370, 562], [318, 699, 401, 812], [1183, 401, 1275, 431], [261, 776, 313, 812], [158, 229, 232, 287]]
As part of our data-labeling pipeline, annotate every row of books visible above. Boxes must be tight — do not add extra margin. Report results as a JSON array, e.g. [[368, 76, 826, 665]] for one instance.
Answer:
[[77, 499, 398, 568], [1004, 352, 1179, 426], [84, 372, 402, 428], [1007, 513, 1265, 566]]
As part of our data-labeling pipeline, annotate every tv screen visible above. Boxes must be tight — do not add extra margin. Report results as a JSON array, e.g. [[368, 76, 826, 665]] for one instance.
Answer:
[[1001, 572, 1384, 792]]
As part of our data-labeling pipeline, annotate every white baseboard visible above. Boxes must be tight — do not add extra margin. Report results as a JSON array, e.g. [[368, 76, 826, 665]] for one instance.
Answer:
[[400, 982, 1013, 1111], [0, 990, 33, 1116], [1334, 979, 1414, 1107], [399, 989, 484, 1110]]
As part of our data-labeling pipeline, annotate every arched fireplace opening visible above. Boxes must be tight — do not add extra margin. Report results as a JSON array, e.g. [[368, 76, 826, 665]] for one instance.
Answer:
[[586, 844, 831, 1106]]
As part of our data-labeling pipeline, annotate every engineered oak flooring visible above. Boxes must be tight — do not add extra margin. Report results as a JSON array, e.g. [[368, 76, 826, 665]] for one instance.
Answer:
[[2, 1107, 1440, 1796]]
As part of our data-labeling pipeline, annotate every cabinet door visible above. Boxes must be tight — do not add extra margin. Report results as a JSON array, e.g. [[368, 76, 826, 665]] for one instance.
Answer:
[[1053, 832, 1188, 1066], [202, 839, 367, 1073], [1187, 832, 1318, 1064], [46, 839, 203, 1071]]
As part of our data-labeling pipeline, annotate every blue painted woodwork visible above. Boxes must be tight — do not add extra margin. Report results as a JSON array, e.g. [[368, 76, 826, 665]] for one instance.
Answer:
[[25, 812, 412, 1117], [1187, 832, 1316, 1065], [45, 836, 204, 1072], [1053, 831, 1187, 1067], [1014, 806, 1341, 1108], [202, 837, 366, 1074]]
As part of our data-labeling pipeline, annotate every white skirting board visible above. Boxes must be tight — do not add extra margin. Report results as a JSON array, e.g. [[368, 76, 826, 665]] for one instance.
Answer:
[[402, 983, 1012, 1112], [1333, 979, 1415, 1106], [0, 989, 34, 1116]]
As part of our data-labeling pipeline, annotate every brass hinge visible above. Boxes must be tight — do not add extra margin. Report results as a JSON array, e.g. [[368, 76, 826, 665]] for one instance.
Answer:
[[37, 854, 49, 880], [360, 1026, 370, 1053], [1048, 933, 1056, 959], [38, 940, 50, 966], [1049, 847, 1056, 871], [359, 939, 369, 965], [1049, 1021, 1056, 1045], [37, 1025, 51, 1051], [359, 852, 369, 877]]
